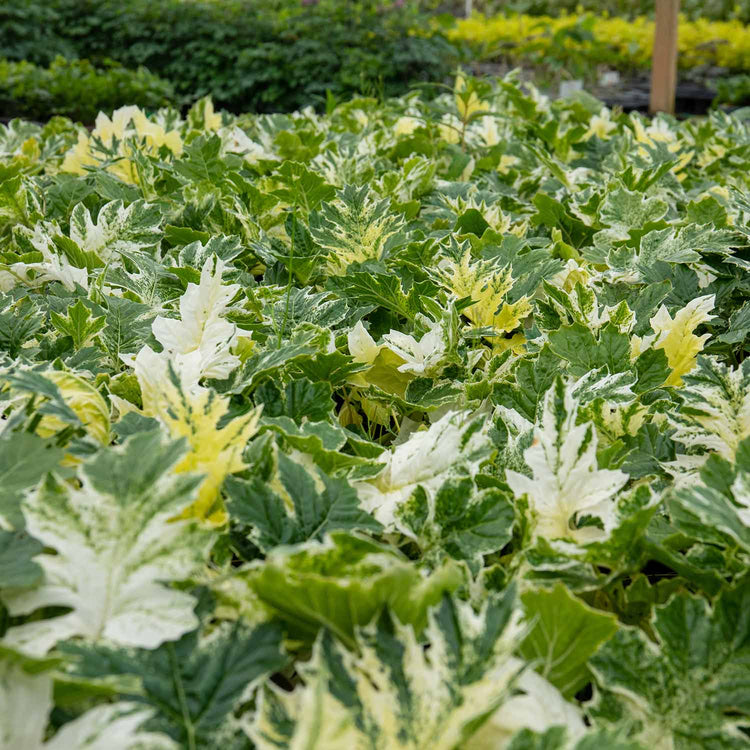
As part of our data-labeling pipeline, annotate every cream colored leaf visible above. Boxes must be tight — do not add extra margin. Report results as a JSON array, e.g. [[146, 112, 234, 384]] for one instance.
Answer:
[[2, 430, 210, 656], [353, 410, 491, 530], [151, 254, 244, 385], [506, 379, 628, 543]]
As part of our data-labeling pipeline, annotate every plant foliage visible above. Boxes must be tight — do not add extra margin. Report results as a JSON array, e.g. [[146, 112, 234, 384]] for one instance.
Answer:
[[2, 73, 750, 747]]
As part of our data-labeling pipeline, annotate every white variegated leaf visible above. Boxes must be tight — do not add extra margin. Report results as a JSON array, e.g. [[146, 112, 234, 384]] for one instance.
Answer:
[[506, 378, 628, 543], [151, 254, 245, 384], [0, 659, 174, 749], [466, 667, 586, 750], [381, 319, 447, 376], [12, 222, 89, 291], [670, 355, 750, 460], [69, 200, 163, 262], [249, 589, 522, 750], [353, 410, 492, 528], [1, 429, 211, 656]]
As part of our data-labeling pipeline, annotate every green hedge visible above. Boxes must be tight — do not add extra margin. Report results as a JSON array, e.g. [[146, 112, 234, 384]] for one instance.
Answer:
[[0, 0, 460, 114], [0, 57, 176, 123]]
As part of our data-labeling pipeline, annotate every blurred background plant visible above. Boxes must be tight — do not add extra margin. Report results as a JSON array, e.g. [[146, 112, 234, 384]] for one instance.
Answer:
[[0, 0, 459, 120], [433, 0, 750, 23], [2, 0, 750, 123], [0, 57, 175, 123]]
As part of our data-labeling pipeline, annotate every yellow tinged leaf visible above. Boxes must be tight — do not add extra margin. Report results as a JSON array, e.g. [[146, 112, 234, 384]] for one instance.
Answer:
[[650, 295, 715, 387], [60, 105, 183, 185], [492, 332, 527, 355], [134, 348, 261, 525], [454, 73, 489, 121], [490, 296, 533, 334], [435, 250, 531, 337], [360, 397, 393, 427], [363, 349, 412, 398], [394, 116, 421, 137], [168, 389, 261, 526], [38, 371, 111, 445]]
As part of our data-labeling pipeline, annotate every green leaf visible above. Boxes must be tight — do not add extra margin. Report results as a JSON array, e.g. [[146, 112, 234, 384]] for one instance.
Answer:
[[276, 212, 322, 284], [234, 531, 465, 649], [60, 620, 285, 749], [493, 346, 560, 422], [256, 378, 333, 423], [637, 224, 738, 273], [532, 194, 593, 248], [505, 727, 645, 750], [272, 160, 336, 214], [222, 341, 319, 393], [548, 323, 630, 377], [257, 416, 373, 472], [520, 583, 618, 699], [49, 298, 106, 350], [292, 350, 369, 386], [396, 477, 515, 572], [633, 347, 670, 393], [717, 301, 750, 346], [0, 529, 42, 589], [590, 581, 750, 749], [455, 208, 490, 237], [0, 174, 35, 232], [326, 271, 432, 322], [226, 452, 382, 549], [620, 424, 676, 479], [0, 293, 42, 358], [0, 429, 64, 529], [598, 185, 668, 241], [98, 296, 154, 364], [173, 134, 226, 184]]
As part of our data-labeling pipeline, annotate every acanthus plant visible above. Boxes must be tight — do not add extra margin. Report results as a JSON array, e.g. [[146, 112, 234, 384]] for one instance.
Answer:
[[1, 70, 750, 748]]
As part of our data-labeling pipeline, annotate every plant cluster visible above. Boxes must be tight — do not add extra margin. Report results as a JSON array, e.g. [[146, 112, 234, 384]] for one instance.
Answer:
[[449, 11, 750, 76], [0, 56, 176, 124], [446, 0, 750, 24], [2, 73, 750, 747], [0, 0, 459, 115], [715, 72, 750, 106]]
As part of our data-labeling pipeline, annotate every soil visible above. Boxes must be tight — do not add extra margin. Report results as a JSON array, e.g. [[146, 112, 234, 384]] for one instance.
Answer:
[[591, 76, 717, 116]]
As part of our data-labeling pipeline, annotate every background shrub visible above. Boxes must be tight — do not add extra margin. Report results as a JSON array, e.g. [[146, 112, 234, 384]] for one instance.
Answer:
[[437, 0, 750, 23], [0, 57, 176, 123], [0, 0, 460, 114]]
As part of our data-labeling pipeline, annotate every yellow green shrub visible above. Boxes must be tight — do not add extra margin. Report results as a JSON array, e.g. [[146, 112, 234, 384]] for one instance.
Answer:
[[449, 12, 750, 72]]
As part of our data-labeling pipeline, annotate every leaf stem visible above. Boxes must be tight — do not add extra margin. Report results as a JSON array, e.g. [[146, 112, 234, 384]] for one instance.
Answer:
[[168, 643, 196, 750], [279, 212, 296, 347]]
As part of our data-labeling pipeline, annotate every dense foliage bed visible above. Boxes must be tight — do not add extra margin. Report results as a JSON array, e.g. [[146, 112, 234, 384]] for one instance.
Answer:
[[2, 75, 750, 748]]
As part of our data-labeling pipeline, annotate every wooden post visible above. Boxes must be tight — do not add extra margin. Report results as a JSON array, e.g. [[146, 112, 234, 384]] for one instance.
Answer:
[[649, 0, 680, 114]]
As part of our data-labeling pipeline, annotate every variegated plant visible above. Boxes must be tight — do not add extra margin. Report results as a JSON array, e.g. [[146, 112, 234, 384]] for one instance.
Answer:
[[1, 73, 750, 747]]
